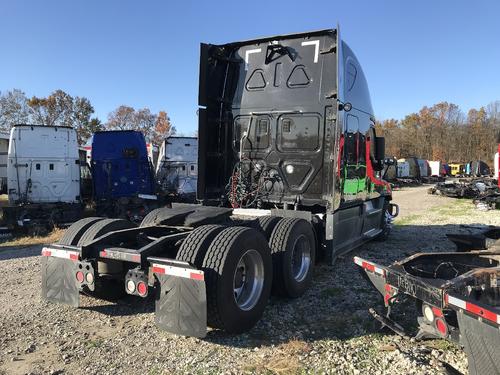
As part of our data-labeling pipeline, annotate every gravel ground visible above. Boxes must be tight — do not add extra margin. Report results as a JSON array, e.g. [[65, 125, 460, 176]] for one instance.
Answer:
[[0, 186, 499, 375]]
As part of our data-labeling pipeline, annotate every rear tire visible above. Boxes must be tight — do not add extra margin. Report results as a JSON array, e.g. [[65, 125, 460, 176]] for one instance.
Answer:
[[250, 216, 281, 240], [202, 226, 272, 333], [140, 207, 172, 227], [269, 218, 316, 298], [176, 225, 225, 267], [58, 217, 104, 246], [77, 218, 137, 246]]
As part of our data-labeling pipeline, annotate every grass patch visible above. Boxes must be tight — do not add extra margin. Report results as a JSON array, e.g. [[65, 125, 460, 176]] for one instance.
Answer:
[[243, 339, 309, 375], [0, 227, 64, 247], [85, 338, 104, 348], [394, 214, 421, 226], [425, 339, 457, 351]]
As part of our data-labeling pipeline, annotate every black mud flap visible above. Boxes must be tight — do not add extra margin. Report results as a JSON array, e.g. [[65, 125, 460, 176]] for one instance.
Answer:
[[457, 311, 500, 375], [41, 257, 80, 307], [154, 273, 207, 338]]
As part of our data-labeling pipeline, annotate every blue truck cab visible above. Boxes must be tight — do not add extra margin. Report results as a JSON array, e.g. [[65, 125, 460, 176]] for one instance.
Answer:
[[91, 130, 156, 219]]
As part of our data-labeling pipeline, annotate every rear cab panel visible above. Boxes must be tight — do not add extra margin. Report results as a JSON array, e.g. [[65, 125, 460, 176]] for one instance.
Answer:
[[198, 30, 339, 207], [7, 125, 80, 204], [91, 130, 155, 199]]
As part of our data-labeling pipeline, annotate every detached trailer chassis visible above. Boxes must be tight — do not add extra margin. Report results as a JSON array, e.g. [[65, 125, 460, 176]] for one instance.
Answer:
[[356, 227, 500, 375]]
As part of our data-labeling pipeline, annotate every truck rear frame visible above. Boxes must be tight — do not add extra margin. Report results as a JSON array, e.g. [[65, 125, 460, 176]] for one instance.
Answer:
[[356, 227, 500, 375]]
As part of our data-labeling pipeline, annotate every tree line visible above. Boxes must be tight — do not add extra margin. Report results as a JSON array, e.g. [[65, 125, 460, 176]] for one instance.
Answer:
[[0, 89, 175, 145], [375, 101, 500, 165]]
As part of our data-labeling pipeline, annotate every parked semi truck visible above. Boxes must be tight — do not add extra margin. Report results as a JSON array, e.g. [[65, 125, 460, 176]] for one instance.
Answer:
[[156, 136, 198, 202], [356, 227, 500, 375], [41, 28, 397, 337], [90, 130, 158, 221], [0, 131, 9, 194], [3, 125, 82, 230]]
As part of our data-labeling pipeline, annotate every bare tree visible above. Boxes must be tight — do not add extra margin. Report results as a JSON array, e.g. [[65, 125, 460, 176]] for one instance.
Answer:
[[0, 89, 31, 130]]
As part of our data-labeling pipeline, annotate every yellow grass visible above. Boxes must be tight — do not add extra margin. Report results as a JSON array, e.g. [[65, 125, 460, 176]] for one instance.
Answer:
[[243, 339, 310, 375], [0, 227, 64, 247]]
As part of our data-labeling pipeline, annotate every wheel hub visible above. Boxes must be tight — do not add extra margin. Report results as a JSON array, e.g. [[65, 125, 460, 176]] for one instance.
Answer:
[[291, 234, 311, 282], [233, 249, 265, 311]]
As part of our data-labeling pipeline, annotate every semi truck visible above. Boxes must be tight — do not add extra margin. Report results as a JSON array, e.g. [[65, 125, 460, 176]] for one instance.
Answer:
[[41, 28, 397, 337], [155, 136, 198, 202], [0, 131, 9, 194], [3, 125, 82, 230], [90, 130, 158, 222]]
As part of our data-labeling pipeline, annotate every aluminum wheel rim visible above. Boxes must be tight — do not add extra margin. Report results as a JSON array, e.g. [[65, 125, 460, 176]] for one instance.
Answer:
[[233, 249, 265, 311], [291, 234, 311, 282]]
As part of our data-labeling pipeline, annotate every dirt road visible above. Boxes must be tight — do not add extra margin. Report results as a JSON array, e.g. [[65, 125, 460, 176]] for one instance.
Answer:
[[0, 187, 498, 375]]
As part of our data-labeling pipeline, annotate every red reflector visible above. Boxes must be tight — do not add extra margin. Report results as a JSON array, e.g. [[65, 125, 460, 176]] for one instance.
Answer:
[[467, 303, 497, 323], [432, 307, 444, 318], [132, 255, 141, 263], [69, 253, 79, 261], [363, 262, 375, 272], [152, 266, 165, 274], [137, 281, 147, 296], [76, 271, 84, 283], [190, 272, 204, 281], [100, 250, 107, 258], [435, 318, 448, 336], [41, 249, 51, 257]]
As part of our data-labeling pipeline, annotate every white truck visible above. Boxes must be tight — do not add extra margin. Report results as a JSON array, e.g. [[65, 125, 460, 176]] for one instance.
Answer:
[[3, 125, 82, 230], [156, 136, 198, 201]]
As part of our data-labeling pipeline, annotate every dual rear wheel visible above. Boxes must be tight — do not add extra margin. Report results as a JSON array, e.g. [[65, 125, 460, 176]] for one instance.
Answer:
[[176, 217, 316, 333]]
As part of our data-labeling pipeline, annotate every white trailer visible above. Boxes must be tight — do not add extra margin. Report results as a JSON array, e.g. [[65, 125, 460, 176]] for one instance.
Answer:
[[4, 125, 82, 229], [156, 136, 198, 199], [429, 160, 444, 177]]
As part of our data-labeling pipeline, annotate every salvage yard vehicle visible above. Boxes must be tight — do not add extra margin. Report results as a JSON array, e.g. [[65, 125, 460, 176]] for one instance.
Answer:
[[449, 163, 464, 177], [155, 136, 198, 202], [41, 28, 397, 337], [91, 130, 158, 221], [0, 131, 9, 194], [3, 125, 83, 230], [355, 226, 500, 375]]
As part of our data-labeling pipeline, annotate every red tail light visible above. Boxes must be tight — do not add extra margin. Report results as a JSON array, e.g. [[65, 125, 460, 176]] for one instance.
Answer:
[[137, 281, 147, 296], [76, 271, 84, 283], [435, 317, 448, 337]]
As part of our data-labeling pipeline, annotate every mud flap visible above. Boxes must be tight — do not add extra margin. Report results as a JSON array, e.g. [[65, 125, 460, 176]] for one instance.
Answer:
[[41, 256, 80, 307], [154, 273, 207, 338], [457, 311, 500, 375]]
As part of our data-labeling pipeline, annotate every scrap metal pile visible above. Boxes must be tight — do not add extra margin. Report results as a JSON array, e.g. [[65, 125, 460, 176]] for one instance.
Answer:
[[428, 178, 500, 210]]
